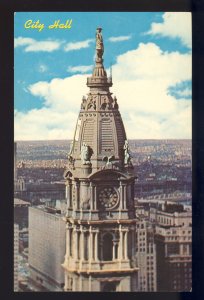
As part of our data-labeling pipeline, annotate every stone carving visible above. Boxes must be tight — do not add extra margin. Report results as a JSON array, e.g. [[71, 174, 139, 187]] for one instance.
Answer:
[[113, 96, 119, 109], [66, 141, 75, 169], [81, 96, 87, 110], [87, 96, 96, 110], [63, 169, 73, 179], [102, 155, 115, 169], [96, 27, 104, 60], [124, 140, 131, 165], [68, 154, 75, 164], [80, 143, 93, 164], [100, 100, 107, 110], [100, 95, 114, 110]]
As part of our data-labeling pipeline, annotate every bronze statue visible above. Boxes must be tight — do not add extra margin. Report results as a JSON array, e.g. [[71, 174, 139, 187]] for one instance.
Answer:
[[96, 27, 104, 60]]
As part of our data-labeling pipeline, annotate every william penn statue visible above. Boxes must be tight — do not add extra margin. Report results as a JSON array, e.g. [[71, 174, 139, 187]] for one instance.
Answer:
[[96, 27, 104, 59]]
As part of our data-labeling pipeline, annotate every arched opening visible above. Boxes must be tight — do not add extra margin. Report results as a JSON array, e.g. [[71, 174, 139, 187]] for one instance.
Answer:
[[102, 282, 117, 292], [103, 233, 113, 261]]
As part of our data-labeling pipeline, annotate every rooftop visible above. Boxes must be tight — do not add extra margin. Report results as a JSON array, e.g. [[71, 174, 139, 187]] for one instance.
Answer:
[[14, 198, 30, 206]]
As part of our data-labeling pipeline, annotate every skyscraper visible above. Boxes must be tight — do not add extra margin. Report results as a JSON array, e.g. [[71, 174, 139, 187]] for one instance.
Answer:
[[29, 205, 66, 291], [62, 28, 138, 292], [154, 203, 192, 291]]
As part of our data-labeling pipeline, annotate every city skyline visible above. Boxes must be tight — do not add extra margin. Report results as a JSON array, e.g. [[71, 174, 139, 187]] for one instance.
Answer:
[[14, 12, 191, 140]]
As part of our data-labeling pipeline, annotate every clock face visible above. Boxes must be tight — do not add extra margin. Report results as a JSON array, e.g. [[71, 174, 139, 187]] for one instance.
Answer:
[[98, 187, 119, 209]]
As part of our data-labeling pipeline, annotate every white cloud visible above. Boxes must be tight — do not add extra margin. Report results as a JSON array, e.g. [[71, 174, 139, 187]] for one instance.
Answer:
[[14, 37, 62, 52], [15, 42, 191, 140], [111, 42, 191, 138], [15, 108, 78, 140], [108, 35, 131, 42], [14, 37, 34, 47], [15, 74, 89, 140], [64, 39, 94, 51], [67, 65, 93, 73], [174, 88, 191, 97], [146, 12, 192, 48]]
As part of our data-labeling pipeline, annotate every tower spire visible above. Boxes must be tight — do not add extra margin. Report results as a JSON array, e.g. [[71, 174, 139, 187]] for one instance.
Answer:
[[91, 27, 108, 79], [63, 29, 137, 292]]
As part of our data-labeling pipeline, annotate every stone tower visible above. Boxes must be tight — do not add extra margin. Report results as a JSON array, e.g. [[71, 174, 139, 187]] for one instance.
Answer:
[[62, 28, 138, 292]]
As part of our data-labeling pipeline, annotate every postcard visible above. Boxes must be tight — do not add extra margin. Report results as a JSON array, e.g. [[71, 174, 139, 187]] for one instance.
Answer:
[[14, 11, 192, 293]]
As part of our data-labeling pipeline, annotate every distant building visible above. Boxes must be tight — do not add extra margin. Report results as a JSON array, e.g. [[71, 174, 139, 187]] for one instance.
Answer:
[[28, 205, 66, 291], [14, 198, 30, 230], [135, 220, 157, 292], [14, 177, 26, 193], [14, 142, 26, 194], [154, 204, 192, 291], [14, 223, 19, 292], [25, 182, 65, 204]]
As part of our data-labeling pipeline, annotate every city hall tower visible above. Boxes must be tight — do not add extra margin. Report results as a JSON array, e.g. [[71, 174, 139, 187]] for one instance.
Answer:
[[62, 28, 138, 292]]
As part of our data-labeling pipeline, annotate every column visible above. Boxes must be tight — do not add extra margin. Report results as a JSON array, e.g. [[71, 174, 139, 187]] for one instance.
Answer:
[[119, 225, 123, 259], [113, 242, 116, 260], [76, 182, 80, 209], [124, 231, 128, 259], [69, 182, 72, 207], [81, 228, 85, 260], [66, 183, 69, 207], [89, 275, 92, 291], [72, 276, 76, 291], [66, 226, 70, 260], [64, 273, 68, 291], [89, 227, 93, 261], [131, 229, 135, 257], [66, 180, 72, 207], [94, 186, 97, 210], [90, 182, 94, 210], [74, 229, 78, 260], [79, 276, 83, 291], [124, 185, 127, 209], [95, 231, 99, 260], [119, 182, 123, 209]]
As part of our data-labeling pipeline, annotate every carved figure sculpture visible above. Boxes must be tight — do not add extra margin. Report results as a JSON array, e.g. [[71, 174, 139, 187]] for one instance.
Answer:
[[81, 143, 92, 164], [124, 140, 131, 165], [96, 27, 104, 60], [113, 96, 119, 109], [81, 96, 87, 110]]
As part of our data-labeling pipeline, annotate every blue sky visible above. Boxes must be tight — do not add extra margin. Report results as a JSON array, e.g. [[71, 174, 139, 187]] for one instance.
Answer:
[[14, 12, 192, 140]]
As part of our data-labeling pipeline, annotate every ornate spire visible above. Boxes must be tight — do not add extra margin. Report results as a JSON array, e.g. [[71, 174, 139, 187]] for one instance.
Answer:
[[66, 28, 129, 174], [87, 27, 111, 88]]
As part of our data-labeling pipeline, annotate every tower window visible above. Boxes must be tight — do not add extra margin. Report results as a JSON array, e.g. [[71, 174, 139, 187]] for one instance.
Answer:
[[103, 233, 113, 261], [101, 281, 118, 292]]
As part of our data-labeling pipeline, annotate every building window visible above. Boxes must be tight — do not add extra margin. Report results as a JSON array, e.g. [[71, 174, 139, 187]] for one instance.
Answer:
[[103, 233, 113, 261], [84, 232, 89, 260], [101, 281, 118, 292], [167, 243, 180, 255]]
